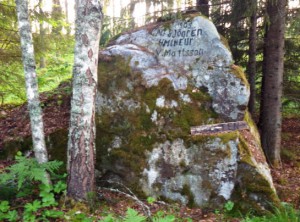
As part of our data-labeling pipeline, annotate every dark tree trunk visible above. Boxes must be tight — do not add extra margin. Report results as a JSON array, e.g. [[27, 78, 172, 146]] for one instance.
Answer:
[[247, 0, 257, 116], [259, 0, 287, 167], [197, 0, 209, 17], [67, 0, 102, 200], [52, 0, 63, 34]]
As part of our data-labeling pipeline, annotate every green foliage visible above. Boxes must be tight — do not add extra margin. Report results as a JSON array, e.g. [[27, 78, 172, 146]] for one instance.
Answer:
[[0, 0, 74, 106], [224, 200, 235, 212], [0, 181, 65, 221], [42, 209, 64, 219], [53, 180, 67, 193], [0, 200, 19, 221], [242, 203, 300, 222], [0, 151, 62, 190], [146, 196, 156, 204], [123, 208, 147, 222], [68, 212, 95, 222], [39, 184, 57, 207], [100, 214, 115, 222], [100, 20, 112, 46], [0, 152, 66, 221], [99, 208, 146, 222], [0, 201, 10, 213], [98, 208, 192, 222], [0, 52, 73, 105], [0, 63, 26, 105], [282, 37, 300, 116], [37, 53, 73, 93], [215, 200, 237, 221], [151, 211, 177, 222]]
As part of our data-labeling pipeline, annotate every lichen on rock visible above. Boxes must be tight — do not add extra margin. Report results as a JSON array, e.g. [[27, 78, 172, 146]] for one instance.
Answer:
[[140, 136, 239, 207]]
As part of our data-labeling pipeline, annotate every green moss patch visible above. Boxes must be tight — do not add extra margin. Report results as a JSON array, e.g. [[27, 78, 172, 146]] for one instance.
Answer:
[[230, 65, 250, 89]]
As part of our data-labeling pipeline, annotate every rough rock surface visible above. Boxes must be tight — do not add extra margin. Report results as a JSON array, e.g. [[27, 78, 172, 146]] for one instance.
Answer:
[[103, 14, 248, 121], [96, 13, 278, 210]]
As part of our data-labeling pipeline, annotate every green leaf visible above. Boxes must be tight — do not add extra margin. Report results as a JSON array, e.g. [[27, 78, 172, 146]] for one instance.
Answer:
[[0, 212, 6, 220], [39, 186, 56, 206], [53, 181, 67, 193], [0, 201, 10, 213], [123, 208, 146, 222], [0, 156, 63, 192], [99, 214, 115, 222], [72, 213, 94, 221], [42, 210, 64, 218], [41, 192, 56, 207], [6, 210, 19, 222], [39, 184, 53, 193], [147, 196, 156, 204], [16, 186, 33, 198], [224, 201, 234, 212], [24, 200, 42, 212], [155, 211, 164, 217], [23, 212, 36, 222]]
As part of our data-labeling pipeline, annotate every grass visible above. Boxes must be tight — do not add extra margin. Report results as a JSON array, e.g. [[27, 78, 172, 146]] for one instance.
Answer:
[[242, 202, 300, 222]]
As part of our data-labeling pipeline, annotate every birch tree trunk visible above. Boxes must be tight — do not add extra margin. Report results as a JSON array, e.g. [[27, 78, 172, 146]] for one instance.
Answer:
[[259, 0, 287, 167], [15, 0, 49, 164], [67, 0, 102, 200]]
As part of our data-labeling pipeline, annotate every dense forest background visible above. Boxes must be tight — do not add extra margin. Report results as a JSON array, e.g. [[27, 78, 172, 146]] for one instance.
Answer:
[[1, 0, 299, 113]]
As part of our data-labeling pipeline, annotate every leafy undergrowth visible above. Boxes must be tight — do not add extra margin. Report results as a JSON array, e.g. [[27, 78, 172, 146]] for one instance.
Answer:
[[0, 152, 299, 221], [0, 152, 222, 221], [0, 53, 73, 106]]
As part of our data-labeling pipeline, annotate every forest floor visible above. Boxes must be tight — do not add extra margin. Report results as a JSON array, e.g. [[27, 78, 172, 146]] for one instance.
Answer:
[[0, 84, 299, 221]]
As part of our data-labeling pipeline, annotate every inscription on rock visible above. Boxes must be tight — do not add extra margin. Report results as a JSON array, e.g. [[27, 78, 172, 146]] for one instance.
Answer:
[[152, 21, 204, 58]]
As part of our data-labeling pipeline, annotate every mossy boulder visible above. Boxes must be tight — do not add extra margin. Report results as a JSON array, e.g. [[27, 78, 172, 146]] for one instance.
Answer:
[[96, 13, 279, 210]]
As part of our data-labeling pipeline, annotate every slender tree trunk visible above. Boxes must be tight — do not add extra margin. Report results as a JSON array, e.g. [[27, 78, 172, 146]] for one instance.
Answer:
[[129, 1, 136, 28], [67, 0, 102, 200], [247, 0, 257, 116], [64, 0, 71, 35], [197, 0, 209, 17], [259, 0, 287, 167], [39, 0, 46, 68], [15, 0, 49, 164], [65, 0, 69, 23]]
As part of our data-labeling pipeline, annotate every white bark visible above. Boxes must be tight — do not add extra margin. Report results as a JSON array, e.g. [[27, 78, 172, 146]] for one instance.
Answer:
[[67, 0, 102, 199], [15, 0, 49, 164]]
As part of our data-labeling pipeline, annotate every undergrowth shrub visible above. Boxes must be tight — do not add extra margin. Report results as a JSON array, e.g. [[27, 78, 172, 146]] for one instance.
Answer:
[[0, 151, 66, 221]]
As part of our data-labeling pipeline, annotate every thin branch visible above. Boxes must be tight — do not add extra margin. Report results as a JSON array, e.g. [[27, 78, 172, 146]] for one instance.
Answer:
[[98, 180, 151, 217]]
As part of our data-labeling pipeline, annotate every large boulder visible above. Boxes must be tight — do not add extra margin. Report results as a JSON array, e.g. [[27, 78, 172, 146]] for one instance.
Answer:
[[95, 13, 278, 211]]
